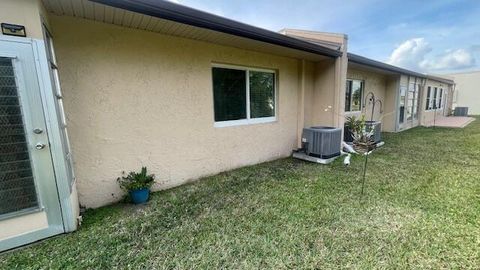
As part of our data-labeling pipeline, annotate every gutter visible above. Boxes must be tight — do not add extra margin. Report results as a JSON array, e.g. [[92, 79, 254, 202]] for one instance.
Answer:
[[91, 0, 342, 58]]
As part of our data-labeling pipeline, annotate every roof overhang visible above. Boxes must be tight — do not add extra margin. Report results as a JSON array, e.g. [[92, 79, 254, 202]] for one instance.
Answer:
[[89, 0, 342, 58], [425, 75, 455, 85], [348, 53, 454, 84], [348, 53, 425, 77]]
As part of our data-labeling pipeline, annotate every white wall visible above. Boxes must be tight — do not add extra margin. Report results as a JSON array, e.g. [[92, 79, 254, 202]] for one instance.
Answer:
[[450, 71, 480, 115]]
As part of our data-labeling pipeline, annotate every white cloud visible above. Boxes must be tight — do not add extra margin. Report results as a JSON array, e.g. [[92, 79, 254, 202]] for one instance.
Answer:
[[420, 49, 476, 71], [167, 0, 180, 4], [388, 38, 477, 72], [387, 38, 432, 71]]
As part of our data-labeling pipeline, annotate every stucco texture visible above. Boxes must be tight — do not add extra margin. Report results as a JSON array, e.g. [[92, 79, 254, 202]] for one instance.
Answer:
[[0, 0, 45, 39], [345, 68, 392, 127], [49, 15, 302, 208]]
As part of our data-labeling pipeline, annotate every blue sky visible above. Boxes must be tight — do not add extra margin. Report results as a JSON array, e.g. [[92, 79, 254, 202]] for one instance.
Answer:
[[169, 0, 480, 74]]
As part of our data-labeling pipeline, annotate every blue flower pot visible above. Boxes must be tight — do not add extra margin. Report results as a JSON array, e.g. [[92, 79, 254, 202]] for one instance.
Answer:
[[129, 188, 150, 204]]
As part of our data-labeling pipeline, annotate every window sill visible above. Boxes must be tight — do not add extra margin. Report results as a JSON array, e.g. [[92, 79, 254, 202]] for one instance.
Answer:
[[214, 117, 276, 128], [345, 111, 362, 115]]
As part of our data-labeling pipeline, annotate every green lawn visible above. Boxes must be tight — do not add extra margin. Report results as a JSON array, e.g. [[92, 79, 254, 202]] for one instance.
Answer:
[[1, 118, 479, 269]]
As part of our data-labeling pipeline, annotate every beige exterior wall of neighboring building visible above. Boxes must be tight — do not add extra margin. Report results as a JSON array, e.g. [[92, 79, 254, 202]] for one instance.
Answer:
[[450, 71, 480, 115], [48, 15, 322, 208]]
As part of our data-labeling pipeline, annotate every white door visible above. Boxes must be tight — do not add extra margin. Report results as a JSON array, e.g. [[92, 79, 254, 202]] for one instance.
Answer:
[[398, 78, 420, 130], [0, 39, 64, 252]]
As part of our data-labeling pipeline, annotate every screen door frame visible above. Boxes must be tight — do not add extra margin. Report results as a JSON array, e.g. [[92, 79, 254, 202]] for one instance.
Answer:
[[0, 36, 67, 252]]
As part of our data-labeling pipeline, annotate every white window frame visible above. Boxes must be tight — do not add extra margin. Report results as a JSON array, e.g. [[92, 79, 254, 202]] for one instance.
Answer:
[[345, 79, 364, 113], [426, 86, 440, 111], [438, 88, 443, 109], [426, 86, 432, 110], [212, 63, 277, 128]]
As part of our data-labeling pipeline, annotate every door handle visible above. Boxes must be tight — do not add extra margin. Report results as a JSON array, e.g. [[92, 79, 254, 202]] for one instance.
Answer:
[[35, 143, 46, 150]]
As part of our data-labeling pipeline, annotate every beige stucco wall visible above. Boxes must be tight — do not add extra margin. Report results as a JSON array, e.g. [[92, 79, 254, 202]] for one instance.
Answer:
[[344, 67, 402, 133], [296, 59, 317, 147], [302, 60, 316, 128], [49, 15, 306, 208], [0, 0, 45, 40], [282, 29, 348, 130], [310, 59, 338, 126], [382, 76, 400, 132], [450, 71, 480, 115], [345, 68, 387, 123], [279, 29, 345, 47]]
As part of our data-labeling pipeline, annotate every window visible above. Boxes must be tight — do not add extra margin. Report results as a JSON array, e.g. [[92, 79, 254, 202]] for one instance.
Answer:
[[399, 85, 406, 124], [345, 79, 364, 112], [432, 87, 438, 109], [212, 65, 275, 127], [426, 86, 441, 111], [438, 88, 443, 109], [425, 86, 431, 110]]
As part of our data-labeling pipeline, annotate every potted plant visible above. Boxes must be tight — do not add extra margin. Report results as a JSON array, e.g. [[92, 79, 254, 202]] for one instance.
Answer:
[[117, 167, 155, 204], [344, 116, 360, 143], [345, 115, 376, 154]]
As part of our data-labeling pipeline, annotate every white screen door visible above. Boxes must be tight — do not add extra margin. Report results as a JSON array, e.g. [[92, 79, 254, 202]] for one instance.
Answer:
[[0, 38, 64, 252]]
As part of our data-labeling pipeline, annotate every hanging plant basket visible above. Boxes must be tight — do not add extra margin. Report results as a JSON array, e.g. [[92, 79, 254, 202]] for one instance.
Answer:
[[353, 139, 376, 154]]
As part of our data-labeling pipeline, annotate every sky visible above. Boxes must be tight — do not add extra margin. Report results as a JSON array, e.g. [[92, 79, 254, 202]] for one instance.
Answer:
[[168, 0, 480, 74]]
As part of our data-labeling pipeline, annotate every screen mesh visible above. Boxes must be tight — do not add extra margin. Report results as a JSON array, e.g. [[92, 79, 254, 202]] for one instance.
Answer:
[[0, 57, 38, 216]]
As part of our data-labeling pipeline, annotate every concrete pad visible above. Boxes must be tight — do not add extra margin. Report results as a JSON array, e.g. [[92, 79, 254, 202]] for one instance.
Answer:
[[425, 116, 475, 128]]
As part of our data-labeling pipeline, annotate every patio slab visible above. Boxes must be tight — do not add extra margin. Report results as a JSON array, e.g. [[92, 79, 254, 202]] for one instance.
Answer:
[[425, 116, 475, 128]]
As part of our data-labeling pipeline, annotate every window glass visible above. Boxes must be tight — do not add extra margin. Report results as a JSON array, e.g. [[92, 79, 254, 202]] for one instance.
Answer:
[[249, 71, 275, 118], [433, 88, 438, 109], [426, 87, 431, 110], [351, 80, 363, 111], [345, 81, 352, 112], [399, 85, 407, 124], [345, 79, 363, 111], [413, 84, 419, 119], [407, 82, 415, 121], [438, 89, 443, 108], [212, 67, 247, 121]]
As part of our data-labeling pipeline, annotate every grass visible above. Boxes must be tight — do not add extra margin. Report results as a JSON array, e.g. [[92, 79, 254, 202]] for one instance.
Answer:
[[1, 118, 479, 269]]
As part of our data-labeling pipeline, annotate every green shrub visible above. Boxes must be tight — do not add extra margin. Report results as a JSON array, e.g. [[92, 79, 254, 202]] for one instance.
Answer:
[[117, 167, 155, 191]]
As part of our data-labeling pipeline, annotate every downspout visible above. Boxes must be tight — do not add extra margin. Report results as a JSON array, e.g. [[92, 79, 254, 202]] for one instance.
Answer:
[[297, 59, 306, 148]]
